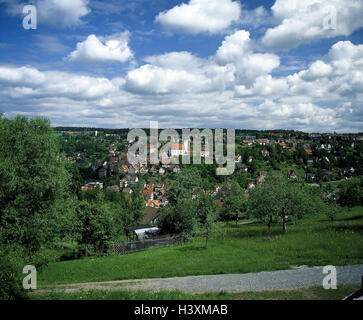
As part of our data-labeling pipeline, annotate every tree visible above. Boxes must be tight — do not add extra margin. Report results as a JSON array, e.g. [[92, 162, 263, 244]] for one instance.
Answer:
[[0, 114, 71, 299], [157, 200, 198, 241], [220, 182, 247, 222], [75, 201, 116, 256], [248, 174, 327, 233], [70, 167, 83, 199], [338, 179, 362, 208], [157, 168, 202, 240], [196, 192, 216, 248], [168, 167, 201, 205], [0, 115, 70, 252], [129, 193, 145, 224]]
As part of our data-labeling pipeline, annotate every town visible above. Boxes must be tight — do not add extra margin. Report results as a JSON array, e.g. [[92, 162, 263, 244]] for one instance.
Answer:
[[57, 127, 363, 226]]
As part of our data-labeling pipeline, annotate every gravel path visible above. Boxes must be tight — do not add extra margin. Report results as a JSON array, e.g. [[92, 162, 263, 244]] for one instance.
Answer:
[[38, 264, 363, 294]]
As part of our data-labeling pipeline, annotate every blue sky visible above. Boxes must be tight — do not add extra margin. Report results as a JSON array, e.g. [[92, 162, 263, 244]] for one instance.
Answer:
[[0, 0, 362, 132]]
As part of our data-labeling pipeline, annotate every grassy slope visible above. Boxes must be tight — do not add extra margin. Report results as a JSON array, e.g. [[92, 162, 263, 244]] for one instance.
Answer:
[[32, 285, 361, 300], [38, 207, 363, 286]]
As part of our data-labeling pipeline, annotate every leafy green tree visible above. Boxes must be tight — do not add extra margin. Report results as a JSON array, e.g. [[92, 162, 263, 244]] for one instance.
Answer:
[[70, 168, 83, 199], [129, 193, 145, 224], [248, 174, 327, 233], [157, 199, 198, 240], [338, 178, 362, 208], [220, 182, 247, 222], [0, 115, 70, 252], [0, 114, 72, 299], [168, 167, 201, 204], [75, 201, 116, 256], [196, 192, 216, 248], [157, 168, 202, 240]]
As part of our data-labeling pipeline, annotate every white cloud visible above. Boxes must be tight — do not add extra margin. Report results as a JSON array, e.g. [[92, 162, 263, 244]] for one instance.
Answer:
[[262, 0, 363, 50], [0, 0, 90, 28], [37, 0, 90, 28], [155, 0, 241, 34], [0, 66, 122, 100], [66, 32, 133, 64], [1, 40, 363, 132], [125, 52, 234, 94], [216, 30, 280, 84]]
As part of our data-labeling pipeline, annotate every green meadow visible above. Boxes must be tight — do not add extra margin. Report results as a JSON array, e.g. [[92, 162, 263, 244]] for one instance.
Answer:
[[38, 207, 363, 286]]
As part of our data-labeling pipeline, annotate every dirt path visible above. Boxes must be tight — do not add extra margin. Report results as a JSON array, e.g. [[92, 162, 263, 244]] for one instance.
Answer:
[[34, 264, 363, 294]]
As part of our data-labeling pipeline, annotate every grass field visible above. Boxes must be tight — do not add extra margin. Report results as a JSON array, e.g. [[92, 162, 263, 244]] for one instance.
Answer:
[[38, 207, 363, 286], [31, 285, 360, 300]]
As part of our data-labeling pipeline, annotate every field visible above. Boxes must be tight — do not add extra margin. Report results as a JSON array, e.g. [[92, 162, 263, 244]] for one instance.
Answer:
[[37, 207, 363, 286]]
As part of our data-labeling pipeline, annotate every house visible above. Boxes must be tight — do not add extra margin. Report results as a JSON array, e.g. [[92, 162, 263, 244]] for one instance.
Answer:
[[302, 173, 315, 181], [142, 207, 159, 224], [161, 158, 172, 167], [139, 166, 149, 174], [236, 163, 248, 173], [121, 164, 128, 174], [83, 181, 103, 190], [172, 165, 180, 173], [234, 155, 242, 163], [142, 186, 153, 200], [261, 149, 270, 157], [256, 175, 265, 185], [131, 164, 139, 173], [200, 147, 211, 158], [128, 166, 136, 175], [122, 187, 133, 194], [171, 141, 189, 156], [243, 140, 253, 146], [125, 175, 139, 185], [288, 171, 297, 179], [247, 182, 255, 189], [120, 178, 127, 188], [256, 139, 269, 145], [159, 167, 165, 175], [106, 185, 120, 192], [150, 166, 158, 175], [145, 200, 160, 209]]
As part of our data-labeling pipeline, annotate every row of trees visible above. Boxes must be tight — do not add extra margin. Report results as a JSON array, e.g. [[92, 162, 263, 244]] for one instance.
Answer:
[[157, 170, 338, 241], [0, 114, 144, 299]]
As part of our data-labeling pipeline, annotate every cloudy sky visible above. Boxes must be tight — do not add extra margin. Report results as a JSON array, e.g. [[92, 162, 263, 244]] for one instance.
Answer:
[[0, 0, 362, 132]]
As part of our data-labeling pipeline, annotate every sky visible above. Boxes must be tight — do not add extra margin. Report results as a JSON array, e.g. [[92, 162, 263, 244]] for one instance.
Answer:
[[0, 0, 362, 132]]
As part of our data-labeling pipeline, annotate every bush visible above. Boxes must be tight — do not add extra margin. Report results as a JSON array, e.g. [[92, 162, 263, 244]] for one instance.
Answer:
[[0, 245, 28, 300]]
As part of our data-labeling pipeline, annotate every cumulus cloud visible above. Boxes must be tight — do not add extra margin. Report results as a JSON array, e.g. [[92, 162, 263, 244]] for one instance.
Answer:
[[66, 32, 133, 64], [155, 0, 241, 34], [262, 0, 363, 51], [37, 0, 90, 28], [125, 51, 234, 94], [1, 39, 363, 132], [0, 0, 91, 28], [216, 30, 280, 84], [0, 65, 122, 100]]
